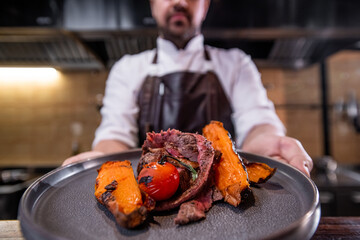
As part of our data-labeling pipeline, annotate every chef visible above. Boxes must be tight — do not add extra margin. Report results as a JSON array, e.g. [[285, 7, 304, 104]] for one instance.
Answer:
[[63, 0, 313, 176]]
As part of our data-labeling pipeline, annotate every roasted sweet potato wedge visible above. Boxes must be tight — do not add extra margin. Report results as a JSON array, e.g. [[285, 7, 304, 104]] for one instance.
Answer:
[[245, 162, 276, 184], [203, 121, 250, 207], [95, 160, 155, 228]]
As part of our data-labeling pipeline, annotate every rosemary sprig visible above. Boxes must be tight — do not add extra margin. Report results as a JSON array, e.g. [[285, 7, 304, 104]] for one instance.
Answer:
[[160, 155, 198, 181]]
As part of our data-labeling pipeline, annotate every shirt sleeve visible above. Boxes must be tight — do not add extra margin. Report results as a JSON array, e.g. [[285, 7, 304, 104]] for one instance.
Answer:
[[226, 50, 285, 148], [92, 55, 140, 148]]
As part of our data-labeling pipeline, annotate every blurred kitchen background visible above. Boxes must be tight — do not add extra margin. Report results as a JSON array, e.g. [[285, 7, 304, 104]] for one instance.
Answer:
[[1, 0, 360, 219]]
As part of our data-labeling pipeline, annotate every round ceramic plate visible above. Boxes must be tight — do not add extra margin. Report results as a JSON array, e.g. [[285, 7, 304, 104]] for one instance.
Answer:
[[18, 149, 320, 240]]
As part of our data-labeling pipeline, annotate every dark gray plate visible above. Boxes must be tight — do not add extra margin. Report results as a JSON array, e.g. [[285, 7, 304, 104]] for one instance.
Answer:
[[18, 149, 320, 240]]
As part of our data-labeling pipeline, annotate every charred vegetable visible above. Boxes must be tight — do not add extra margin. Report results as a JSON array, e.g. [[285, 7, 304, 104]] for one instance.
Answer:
[[95, 161, 155, 228], [245, 161, 276, 184], [138, 161, 180, 201], [203, 121, 250, 207]]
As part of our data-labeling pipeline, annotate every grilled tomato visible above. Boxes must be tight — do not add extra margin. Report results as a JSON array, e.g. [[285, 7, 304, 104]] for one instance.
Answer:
[[138, 162, 180, 201]]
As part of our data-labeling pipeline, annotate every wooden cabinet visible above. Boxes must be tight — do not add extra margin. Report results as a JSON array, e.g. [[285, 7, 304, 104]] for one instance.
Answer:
[[259, 50, 360, 165]]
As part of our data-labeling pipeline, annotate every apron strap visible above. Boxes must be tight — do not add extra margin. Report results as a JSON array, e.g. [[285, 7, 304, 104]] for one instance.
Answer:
[[204, 47, 211, 61], [148, 51, 158, 76], [152, 50, 158, 64], [204, 47, 213, 72]]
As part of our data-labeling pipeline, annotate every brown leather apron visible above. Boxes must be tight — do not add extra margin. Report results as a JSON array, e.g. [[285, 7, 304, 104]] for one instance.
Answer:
[[137, 48, 235, 145]]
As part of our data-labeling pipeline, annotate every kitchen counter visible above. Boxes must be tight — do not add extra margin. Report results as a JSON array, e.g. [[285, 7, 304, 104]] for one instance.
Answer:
[[312, 217, 360, 239], [1, 217, 360, 239], [0, 220, 22, 239]]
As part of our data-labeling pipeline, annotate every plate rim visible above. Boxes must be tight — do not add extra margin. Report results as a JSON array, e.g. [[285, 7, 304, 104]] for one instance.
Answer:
[[18, 149, 320, 240]]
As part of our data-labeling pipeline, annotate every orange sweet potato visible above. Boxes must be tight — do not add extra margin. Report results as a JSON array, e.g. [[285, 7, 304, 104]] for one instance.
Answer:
[[245, 161, 276, 184], [203, 121, 250, 207], [95, 160, 155, 228]]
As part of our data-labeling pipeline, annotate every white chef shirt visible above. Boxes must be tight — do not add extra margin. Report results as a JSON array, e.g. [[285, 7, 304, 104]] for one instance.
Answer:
[[93, 34, 285, 149]]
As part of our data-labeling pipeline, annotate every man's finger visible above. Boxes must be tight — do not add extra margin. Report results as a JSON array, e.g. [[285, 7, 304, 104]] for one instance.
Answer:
[[278, 137, 313, 177], [62, 151, 104, 166]]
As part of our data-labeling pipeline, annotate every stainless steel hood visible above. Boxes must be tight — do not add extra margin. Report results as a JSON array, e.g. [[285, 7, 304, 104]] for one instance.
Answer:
[[202, 28, 360, 69], [0, 28, 105, 70], [0, 0, 359, 70]]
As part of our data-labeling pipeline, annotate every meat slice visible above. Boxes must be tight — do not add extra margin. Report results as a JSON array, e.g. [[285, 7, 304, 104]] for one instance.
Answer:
[[137, 147, 167, 174], [139, 129, 216, 211], [174, 186, 218, 225], [141, 129, 199, 162], [174, 152, 223, 225]]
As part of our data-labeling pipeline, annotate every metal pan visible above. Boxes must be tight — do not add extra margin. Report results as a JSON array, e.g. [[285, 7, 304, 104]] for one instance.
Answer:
[[18, 149, 320, 240]]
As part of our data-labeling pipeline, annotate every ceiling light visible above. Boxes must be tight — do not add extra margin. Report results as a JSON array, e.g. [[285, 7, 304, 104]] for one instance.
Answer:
[[0, 67, 59, 85]]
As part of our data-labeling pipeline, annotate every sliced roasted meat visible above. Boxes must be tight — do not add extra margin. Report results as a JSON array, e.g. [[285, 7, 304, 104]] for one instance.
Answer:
[[139, 129, 216, 211], [174, 151, 222, 225], [174, 187, 213, 225], [137, 147, 167, 174]]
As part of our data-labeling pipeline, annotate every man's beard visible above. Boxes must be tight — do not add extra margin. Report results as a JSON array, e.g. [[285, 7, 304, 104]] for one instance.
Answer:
[[158, 8, 199, 46], [159, 24, 198, 43]]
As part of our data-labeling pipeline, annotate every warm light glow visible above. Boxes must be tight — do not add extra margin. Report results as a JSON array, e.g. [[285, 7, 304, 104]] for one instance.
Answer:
[[0, 67, 59, 85]]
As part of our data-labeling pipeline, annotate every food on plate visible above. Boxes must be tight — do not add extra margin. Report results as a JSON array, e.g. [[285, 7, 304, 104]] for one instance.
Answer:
[[202, 121, 250, 207], [173, 182, 223, 225], [95, 161, 155, 228], [95, 122, 277, 228], [138, 129, 218, 213], [137, 129, 223, 225], [244, 161, 276, 184], [138, 161, 180, 201]]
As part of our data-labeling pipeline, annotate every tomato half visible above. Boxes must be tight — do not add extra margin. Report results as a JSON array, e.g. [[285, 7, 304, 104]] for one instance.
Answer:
[[138, 162, 180, 201]]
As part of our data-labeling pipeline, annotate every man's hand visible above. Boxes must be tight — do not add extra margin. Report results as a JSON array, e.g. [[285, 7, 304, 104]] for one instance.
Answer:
[[62, 151, 104, 166], [242, 124, 313, 177], [61, 140, 130, 166]]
